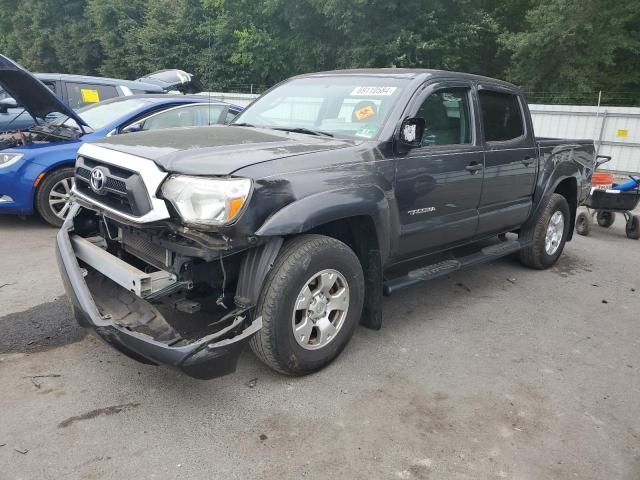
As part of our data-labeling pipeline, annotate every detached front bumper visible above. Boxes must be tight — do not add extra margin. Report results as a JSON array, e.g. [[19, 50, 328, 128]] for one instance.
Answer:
[[55, 205, 261, 379]]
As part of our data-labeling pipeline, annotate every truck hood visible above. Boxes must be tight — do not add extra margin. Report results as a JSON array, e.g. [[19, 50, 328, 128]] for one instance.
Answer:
[[87, 125, 355, 175], [0, 55, 88, 127]]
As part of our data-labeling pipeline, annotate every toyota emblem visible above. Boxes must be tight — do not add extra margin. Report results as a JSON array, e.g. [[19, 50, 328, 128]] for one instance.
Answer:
[[90, 168, 106, 194]]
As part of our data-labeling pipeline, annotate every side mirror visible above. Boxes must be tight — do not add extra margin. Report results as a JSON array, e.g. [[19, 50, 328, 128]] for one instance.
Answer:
[[399, 117, 425, 148], [596, 155, 611, 167], [122, 122, 143, 134], [0, 97, 19, 113]]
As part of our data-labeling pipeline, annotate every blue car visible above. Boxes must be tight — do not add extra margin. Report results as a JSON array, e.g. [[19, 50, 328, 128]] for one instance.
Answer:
[[0, 55, 241, 226]]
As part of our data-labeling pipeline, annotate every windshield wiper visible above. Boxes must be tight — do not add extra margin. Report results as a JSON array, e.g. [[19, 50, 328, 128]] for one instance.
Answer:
[[272, 127, 334, 138], [230, 122, 256, 127]]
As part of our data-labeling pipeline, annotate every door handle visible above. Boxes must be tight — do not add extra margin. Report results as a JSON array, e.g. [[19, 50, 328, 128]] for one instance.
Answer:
[[522, 157, 535, 166], [465, 163, 483, 173]]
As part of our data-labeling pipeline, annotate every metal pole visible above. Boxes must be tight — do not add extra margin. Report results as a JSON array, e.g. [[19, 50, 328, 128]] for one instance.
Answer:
[[592, 90, 602, 141], [595, 110, 608, 157]]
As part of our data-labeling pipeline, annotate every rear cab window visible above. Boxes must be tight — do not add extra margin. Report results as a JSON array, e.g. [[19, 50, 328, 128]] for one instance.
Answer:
[[66, 83, 119, 109], [478, 90, 525, 143]]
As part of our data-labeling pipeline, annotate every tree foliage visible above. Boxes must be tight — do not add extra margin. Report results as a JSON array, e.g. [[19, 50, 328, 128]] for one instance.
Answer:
[[0, 0, 637, 104]]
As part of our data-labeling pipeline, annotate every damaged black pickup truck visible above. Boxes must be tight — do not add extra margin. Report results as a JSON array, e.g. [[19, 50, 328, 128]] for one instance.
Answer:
[[56, 69, 602, 379]]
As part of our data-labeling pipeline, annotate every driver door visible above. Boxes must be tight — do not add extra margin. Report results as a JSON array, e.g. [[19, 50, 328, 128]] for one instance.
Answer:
[[395, 82, 484, 259]]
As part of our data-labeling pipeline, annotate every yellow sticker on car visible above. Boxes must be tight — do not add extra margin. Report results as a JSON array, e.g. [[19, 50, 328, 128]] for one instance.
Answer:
[[354, 105, 376, 121], [616, 129, 629, 138], [80, 89, 100, 103]]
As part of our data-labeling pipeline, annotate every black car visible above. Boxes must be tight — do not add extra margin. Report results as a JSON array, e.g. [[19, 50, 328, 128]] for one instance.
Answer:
[[56, 69, 601, 380]]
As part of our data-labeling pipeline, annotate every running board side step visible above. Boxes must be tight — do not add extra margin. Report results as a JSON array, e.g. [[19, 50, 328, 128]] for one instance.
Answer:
[[383, 240, 525, 295]]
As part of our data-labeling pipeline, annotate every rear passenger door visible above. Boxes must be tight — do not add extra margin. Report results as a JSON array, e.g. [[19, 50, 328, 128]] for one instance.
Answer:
[[476, 86, 537, 235], [395, 82, 484, 258]]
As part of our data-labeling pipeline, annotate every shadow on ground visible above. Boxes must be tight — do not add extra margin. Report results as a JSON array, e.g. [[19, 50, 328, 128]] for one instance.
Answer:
[[0, 297, 85, 354]]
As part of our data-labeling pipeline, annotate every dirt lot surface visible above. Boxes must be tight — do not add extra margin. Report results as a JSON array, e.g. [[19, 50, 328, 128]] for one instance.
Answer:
[[1, 211, 639, 479]]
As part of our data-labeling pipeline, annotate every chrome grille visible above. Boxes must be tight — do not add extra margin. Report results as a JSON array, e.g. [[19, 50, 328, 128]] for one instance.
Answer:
[[74, 156, 151, 216]]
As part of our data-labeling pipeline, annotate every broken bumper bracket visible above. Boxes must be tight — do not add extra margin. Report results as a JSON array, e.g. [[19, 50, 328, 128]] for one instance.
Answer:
[[55, 205, 261, 379]]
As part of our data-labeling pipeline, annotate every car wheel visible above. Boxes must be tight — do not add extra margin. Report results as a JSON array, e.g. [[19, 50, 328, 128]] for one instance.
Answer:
[[626, 215, 640, 240], [35, 167, 75, 227], [596, 211, 616, 228], [519, 193, 571, 269], [249, 234, 364, 375], [575, 211, 591, 236]]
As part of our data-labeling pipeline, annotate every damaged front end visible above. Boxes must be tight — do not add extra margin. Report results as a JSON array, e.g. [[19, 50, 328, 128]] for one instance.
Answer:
[[56, 204, 266, 379]]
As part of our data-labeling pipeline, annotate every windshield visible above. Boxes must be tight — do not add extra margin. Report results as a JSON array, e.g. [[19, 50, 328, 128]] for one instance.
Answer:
[[53, 98, 152, 130], [232, 76, 408, 139]]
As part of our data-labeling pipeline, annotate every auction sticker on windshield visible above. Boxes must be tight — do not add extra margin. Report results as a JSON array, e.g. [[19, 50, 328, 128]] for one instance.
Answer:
[[81, 89, 100, 103], [351, 86, 397, 96]]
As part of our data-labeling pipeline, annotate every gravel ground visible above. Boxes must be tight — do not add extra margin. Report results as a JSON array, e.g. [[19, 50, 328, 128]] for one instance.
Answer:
[[0, 210, 638, 480]]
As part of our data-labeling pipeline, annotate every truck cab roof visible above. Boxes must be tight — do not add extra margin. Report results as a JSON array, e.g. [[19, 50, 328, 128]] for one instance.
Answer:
[[293, 68, 520, 91]]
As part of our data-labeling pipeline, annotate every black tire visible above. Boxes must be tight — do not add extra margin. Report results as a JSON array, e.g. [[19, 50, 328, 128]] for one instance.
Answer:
[[519, 193, 571, 269], [596, 211, 616, 228], [35, 167, 75, 227], [249, 234, 364, 375], [626, 215, 640, 240], [575, 211, 591, 236]]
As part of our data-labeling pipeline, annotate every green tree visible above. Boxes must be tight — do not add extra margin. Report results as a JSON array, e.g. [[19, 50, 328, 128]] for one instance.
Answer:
[[502, 0, 640, 104]]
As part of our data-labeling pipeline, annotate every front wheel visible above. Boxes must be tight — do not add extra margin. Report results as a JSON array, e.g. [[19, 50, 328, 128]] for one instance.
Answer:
[[626, 215, 640, 240], [35, 167, 75, 227], [249, 235, 364, 375], [519, 193, 571, 269]]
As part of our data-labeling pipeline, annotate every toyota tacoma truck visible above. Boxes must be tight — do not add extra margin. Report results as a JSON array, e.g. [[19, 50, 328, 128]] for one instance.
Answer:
[[56, 69, 602, 379]]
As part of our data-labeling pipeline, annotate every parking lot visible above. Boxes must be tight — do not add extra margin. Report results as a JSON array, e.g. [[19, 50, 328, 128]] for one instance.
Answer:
[[1, 211, 638, 480]]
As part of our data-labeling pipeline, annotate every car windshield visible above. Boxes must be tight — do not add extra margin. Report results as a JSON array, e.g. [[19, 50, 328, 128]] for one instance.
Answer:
[[232, 76, 408, 139], [52, 98, 152, 130]]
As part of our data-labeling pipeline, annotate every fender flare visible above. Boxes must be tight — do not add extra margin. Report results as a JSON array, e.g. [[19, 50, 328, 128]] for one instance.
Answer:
[[526, 165, 581, 240], [255, 185, 392, 263]]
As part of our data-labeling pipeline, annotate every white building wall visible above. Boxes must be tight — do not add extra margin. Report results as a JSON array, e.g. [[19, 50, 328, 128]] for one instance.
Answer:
[[529, 104, 640, 174]]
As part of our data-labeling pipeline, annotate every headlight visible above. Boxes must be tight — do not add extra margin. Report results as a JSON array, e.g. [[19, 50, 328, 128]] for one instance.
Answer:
[[0, 153, 24, 168], [161, 175, 252, 226]]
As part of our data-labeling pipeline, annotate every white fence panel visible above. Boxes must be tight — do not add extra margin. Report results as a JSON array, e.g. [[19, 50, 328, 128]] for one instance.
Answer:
[[529, 104, 640, 174]]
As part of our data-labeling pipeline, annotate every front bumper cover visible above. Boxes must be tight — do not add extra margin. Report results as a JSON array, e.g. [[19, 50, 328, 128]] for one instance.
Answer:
[[55, 204, 261, 379]]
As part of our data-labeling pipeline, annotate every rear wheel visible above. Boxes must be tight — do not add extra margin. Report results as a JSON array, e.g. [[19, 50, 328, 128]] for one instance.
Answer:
[[596, 211, 616, 228], [626, 215, 640, 240], [249, 235, 364, 375], [35, 167, 75, 227], [519, 193, 570, 269], [575, 211, 591, 236]]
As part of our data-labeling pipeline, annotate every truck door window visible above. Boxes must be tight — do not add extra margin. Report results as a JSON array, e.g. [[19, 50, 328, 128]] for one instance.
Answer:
[[478, 90, 525, 142], [66, 83, 118, 109], [416, 88, 472, 146]]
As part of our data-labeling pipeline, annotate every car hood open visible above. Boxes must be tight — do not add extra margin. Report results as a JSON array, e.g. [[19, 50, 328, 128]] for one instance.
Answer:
[[87, 125, 355, 176], [0, 55, 88, 127], [137, 69, 204, 94]]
